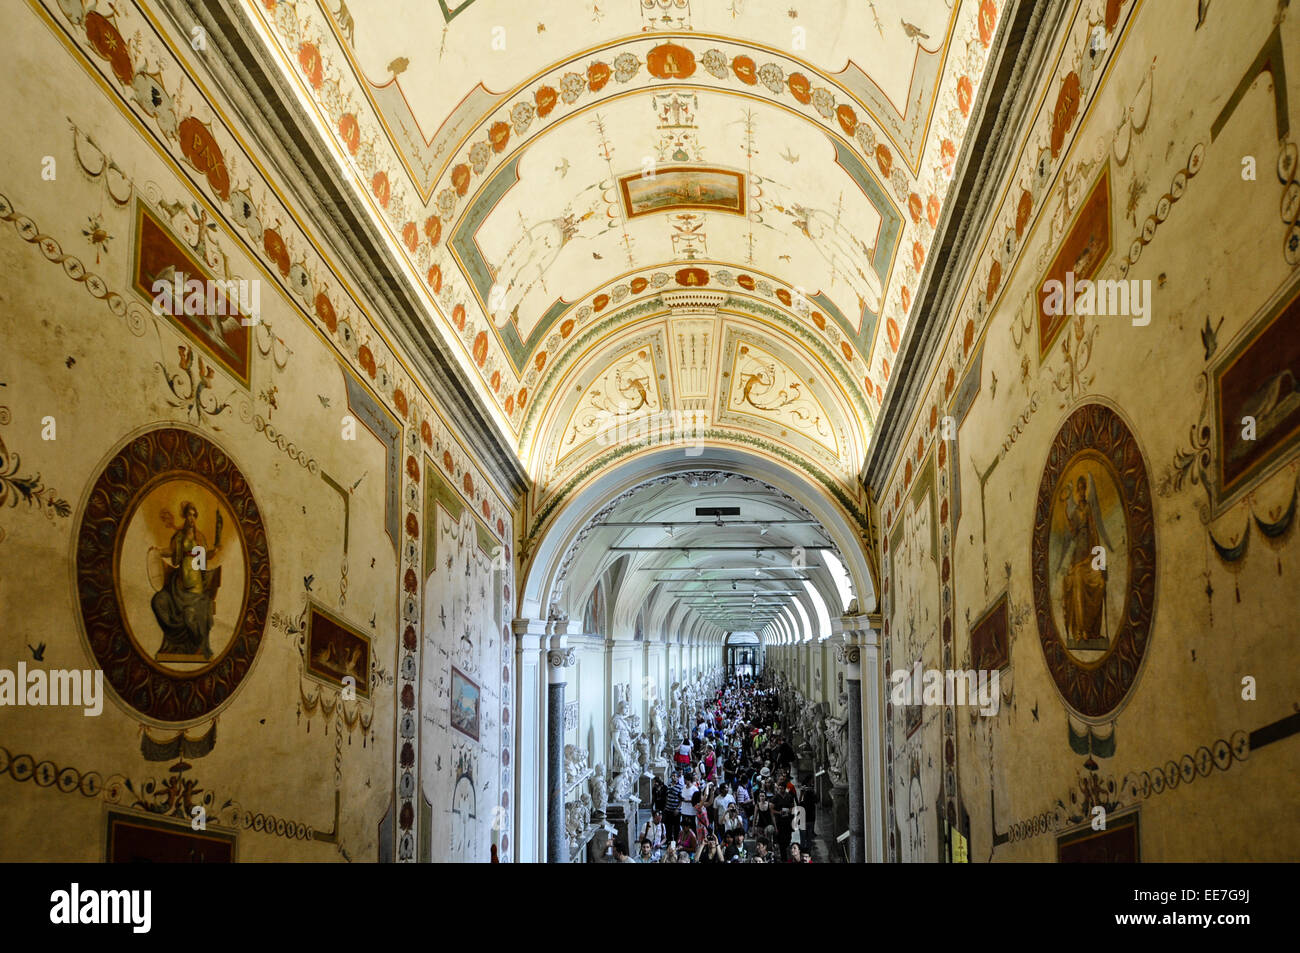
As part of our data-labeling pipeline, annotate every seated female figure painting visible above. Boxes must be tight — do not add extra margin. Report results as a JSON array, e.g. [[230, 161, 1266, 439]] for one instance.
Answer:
[[1049, 456, 1128, 659], [151, 500, 223, 662], [117, 479, 245, 674]]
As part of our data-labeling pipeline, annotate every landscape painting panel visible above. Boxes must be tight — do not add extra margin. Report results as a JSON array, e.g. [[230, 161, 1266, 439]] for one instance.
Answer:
[[1214, 284, 1300, 502]]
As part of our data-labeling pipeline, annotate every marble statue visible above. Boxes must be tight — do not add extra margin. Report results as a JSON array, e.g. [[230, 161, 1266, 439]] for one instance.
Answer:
[[649, 700, 667, 763], [671, 681, 686, 738], [588, 763, 607, 816], [565, 791, 593, 857], [809, 702, 827, 765], [825, 712, 849, 786], [609, 701, 634, 774], [636, 733, 652, 777], [611, 763, 635, 802]]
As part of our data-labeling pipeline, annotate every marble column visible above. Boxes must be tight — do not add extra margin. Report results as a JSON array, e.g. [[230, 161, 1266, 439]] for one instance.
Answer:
[[863, 621, 883, 863], [512, 619, 547, 863], [837, 635, 865, 863], [546, 636, 575, 863]]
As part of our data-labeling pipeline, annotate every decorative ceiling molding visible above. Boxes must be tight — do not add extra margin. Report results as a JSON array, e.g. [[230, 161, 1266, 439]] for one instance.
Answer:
[[237, 0, 1000, 445], [663, 289, 726, 311], [865, 0, 1068, 493], [162, 0, 526, 496]]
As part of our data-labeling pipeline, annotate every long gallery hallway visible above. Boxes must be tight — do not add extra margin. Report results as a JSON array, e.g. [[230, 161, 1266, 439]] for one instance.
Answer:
[[0, 0, 1296, 880], [608, 674, 843, 864]]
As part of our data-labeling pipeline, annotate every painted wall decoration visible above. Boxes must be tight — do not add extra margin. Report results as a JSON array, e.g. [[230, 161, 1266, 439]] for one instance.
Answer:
[[582, 578, 606, 635], [728, 341, 839, 455], [559, 344, 663, 464], [1212, 282, 1300, 507], [420, 458, 507, 860], [448, 747, 479, 862], [75, 427, 270, 724], [1056, 811, 1139, 862], [0, 0, 519, 865], [131, 202, 252, 388], [872, 0, 1300, 863], [107, 809, 237, 862], [619, 166, 745, 218], [969, 592, 1010, 673], [305, 603, 371, 698], [1032, 403, 1154, 720], [450, 666, 481, 741], [1036, 165, 1111, 358], [887, 452, 942, 861]]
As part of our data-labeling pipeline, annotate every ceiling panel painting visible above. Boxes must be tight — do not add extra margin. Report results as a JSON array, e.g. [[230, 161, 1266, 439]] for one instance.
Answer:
[[246, 0, 1002, 452]]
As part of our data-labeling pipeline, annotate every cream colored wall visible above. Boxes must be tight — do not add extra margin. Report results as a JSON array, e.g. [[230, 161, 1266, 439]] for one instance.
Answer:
[[0, 1, 513, 861], [875, 0, 1300, 861]]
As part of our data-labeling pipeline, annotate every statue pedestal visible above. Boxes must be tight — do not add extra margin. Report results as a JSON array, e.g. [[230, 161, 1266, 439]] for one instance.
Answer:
[[569, 823, 599, 863], [604, 802, 629, 851], [830, 784, 849, 843], [796, 749, 814, 779], [636, 774, 654, 806], [588, 826, 611, 862]]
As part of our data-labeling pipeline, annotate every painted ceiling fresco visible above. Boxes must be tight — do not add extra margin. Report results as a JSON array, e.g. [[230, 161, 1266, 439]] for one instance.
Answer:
[[248, 0, 1001, 528]]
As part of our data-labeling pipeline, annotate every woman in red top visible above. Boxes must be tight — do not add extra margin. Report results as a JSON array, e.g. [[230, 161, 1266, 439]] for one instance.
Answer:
[[691, 790, 711, 840], [677, 820, 699, 853]]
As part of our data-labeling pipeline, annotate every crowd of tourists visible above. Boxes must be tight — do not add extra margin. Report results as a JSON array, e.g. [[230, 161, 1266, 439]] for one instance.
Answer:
[[605, 674, 817, 863]]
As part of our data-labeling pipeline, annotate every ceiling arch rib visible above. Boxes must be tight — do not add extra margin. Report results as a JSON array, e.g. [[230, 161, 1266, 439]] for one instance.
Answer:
[[245, 0, 1002, 443], [524, 301, 869, 518], [547, 469, 855, 646], [517, 278, 878, 450]]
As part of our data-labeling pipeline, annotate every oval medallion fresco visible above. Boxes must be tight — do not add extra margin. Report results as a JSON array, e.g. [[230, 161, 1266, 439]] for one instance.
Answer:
[[75, 427, 271, 723], [1031, 403, 1155, 719]]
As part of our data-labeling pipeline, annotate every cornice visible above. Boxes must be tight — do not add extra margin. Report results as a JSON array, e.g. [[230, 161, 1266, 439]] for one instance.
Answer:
[[864, 0, 1071, 493], [161, 0, 527, 497]]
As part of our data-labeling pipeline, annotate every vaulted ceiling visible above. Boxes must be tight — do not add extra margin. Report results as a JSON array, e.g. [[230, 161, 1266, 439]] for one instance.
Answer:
[[246, 0, 1002, 544], [555, 471, 853, 643]]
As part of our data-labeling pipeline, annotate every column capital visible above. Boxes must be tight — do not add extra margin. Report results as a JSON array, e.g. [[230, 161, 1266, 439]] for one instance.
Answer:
[[834, 640, 860, 666], [546, 634, 576, 684], [546, 646, 576, 668]]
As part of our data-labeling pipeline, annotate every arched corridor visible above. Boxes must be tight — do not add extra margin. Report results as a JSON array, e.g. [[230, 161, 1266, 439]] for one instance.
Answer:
[[0, 0, 1296, 888], [513, 462, 880, 862]]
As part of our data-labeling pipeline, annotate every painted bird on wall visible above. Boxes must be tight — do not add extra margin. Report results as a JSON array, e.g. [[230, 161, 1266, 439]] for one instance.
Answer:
[[1201, 315, 1224, 359], [900, 19, 929, 39]]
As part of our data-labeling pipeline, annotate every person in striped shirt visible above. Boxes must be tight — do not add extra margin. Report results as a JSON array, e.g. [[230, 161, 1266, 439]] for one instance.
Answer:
[[663, 770, 683, 842]]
